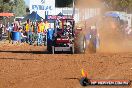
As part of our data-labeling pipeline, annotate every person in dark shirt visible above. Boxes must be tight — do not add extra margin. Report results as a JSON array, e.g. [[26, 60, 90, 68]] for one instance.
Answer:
[[0, 24, 3, 40], [7, 24, 13, 43], [19, 27, 27, 43]]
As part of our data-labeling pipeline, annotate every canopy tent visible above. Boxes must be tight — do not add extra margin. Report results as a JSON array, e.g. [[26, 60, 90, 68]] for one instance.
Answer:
[[57, 12, 64, 16], [22, 11, 43, 22], [0, 13, 14, 17]]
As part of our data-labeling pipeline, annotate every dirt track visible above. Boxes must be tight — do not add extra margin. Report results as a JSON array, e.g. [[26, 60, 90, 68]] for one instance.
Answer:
[[0, 42, 131, 88]]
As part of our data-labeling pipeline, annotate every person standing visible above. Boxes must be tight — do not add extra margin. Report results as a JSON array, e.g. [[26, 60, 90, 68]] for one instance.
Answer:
[[32, 22, 38, 43], [13, 23, 18, 32], [41, 21, 46, 45], [37, 21, 42, 46], [19, 27, 27, 43], [44, 20, 49, 45], [28, 22, 34, 45], [0, 24, 3, 40], [45, 21, 49, 31], [7, 24, 13, 43], [25, 19, 31, 44]]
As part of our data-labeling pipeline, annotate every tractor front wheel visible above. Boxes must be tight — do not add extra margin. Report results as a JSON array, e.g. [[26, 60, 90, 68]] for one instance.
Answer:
[[52, 46, 55, 54], [71, 44, 75, 54]]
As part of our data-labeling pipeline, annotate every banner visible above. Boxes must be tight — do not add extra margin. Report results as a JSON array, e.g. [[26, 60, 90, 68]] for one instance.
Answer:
[[29, 0, 55, 18]]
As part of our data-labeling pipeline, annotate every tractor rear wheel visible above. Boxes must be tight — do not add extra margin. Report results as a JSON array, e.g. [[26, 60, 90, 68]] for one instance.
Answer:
[[88, 39, 96, 53], [75, 35, 86, 53], [88, 37, 100, 53]]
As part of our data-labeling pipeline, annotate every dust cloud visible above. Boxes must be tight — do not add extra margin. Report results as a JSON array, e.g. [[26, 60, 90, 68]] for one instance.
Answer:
[[75, 0, 103, 8], [99, 18, 132, 53], [75, 0, 132, 53]]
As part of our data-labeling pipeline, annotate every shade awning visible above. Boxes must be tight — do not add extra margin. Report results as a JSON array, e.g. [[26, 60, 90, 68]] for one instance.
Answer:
[[22, 11, 43, 22], [0, 13, 14, 17]]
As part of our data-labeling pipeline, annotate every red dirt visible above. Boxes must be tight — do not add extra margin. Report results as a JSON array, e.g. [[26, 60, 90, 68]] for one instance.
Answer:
[[0, 42, 131, 88]]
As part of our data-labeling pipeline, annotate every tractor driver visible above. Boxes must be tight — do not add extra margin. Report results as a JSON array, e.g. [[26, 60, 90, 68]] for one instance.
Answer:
[[66, 21, 72, 35], [62, 21, 72, 37], [56, 19, 62, 31]]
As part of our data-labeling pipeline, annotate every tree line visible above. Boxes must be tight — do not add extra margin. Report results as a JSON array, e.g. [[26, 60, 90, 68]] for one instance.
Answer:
[[56, 0, 132, 13], [102, 0, 132, 13], [0, 0, 26, 17], [1, 0, 132, 16]]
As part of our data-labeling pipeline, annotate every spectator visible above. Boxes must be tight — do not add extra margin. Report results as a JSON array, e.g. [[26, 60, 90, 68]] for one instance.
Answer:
[[28, 22, 34, 45], [7, 23, 13, 43], [25, 19, 32, 44], [32, 22, 38, 43], [13, 23, 18, 31], [45, 20, 50, 31], [47, 23, 54, 49], [19, 27, 27, 43], [0, 24, 3, 40], [37, 21, 43, 46], [41, 21, 46, 45]]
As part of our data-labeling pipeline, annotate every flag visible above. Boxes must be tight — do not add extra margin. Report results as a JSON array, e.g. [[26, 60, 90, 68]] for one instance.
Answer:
[[81, 69, 87, 77]]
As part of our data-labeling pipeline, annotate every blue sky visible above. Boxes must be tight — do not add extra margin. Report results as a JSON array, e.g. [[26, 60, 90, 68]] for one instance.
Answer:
[[24, 0, 30, 6]]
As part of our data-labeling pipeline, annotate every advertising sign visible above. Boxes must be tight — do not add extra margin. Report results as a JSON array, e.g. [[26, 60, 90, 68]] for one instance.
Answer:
[[29, 0, 55, 18]]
